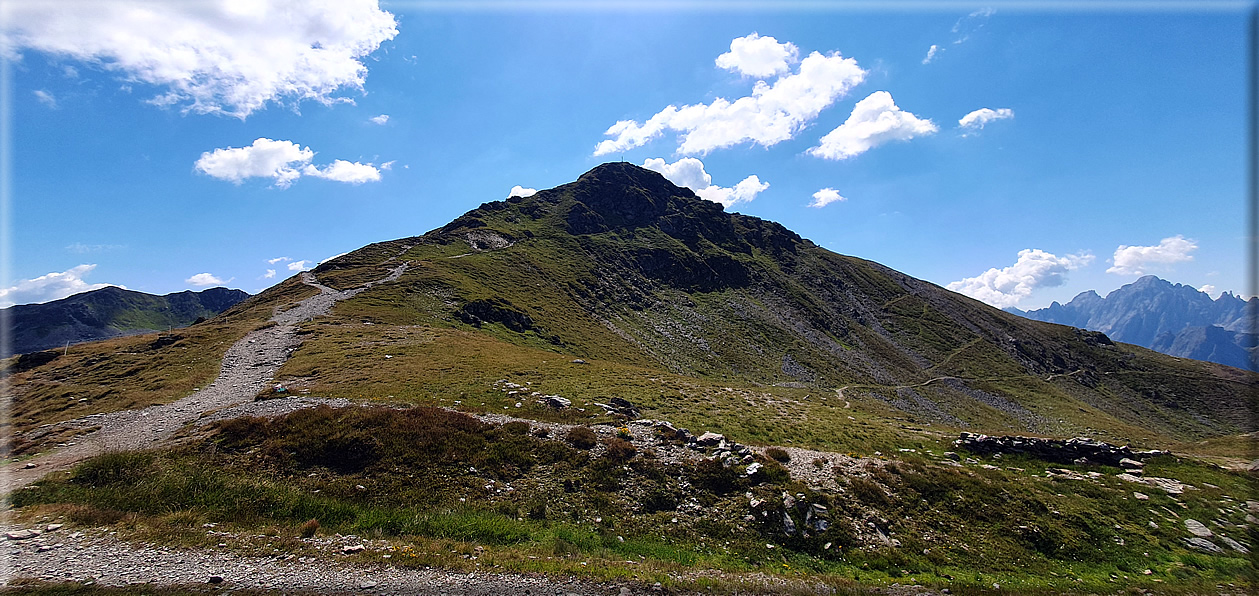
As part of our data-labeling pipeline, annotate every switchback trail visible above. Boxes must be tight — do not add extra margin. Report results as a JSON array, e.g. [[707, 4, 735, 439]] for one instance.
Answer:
[[1, 263, 409, 494]]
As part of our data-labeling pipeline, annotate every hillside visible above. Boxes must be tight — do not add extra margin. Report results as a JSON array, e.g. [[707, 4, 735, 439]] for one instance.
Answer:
[[5, 285, 249, 355], [297, 162, 1253, 444], [6, 163, 1255, 594], [1012, 276, 1256, 371]]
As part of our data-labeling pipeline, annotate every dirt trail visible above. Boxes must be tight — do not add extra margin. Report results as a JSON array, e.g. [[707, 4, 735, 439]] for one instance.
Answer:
[[1, 263, 408, 494]]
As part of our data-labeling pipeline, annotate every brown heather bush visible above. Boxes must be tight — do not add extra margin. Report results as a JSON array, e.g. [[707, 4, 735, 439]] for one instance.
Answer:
[[566, 426, 598, 449], [766, 447, 791, 462], [299, 518, 320, 538]]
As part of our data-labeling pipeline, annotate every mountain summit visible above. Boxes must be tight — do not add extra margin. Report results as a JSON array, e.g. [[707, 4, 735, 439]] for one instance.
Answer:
[[296, 163, 1254, 441]]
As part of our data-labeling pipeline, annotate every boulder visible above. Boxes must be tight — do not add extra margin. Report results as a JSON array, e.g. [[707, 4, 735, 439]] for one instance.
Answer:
[[695, 432, 725, 446], [1184, 537, 1224, 554], [1184, 519, 1213, 538]]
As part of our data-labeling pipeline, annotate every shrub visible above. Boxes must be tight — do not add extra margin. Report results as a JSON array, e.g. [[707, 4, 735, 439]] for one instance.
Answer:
[[299, 519, 320, 538], [766, 447, 791, 463], [501, 421, 530, 435], [603, 437, 636, 461], [566, 426, 598, 449]]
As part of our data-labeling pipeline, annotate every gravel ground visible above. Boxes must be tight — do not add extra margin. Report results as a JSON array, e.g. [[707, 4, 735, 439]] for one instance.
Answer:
[[1, 525, 653, 595]]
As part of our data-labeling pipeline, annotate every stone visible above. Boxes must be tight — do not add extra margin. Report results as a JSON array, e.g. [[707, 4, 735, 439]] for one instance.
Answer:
[[943, 451, 960, 461], [5, 530, 36, 541], [359, 580, 378, 589], [1148, 521, 1159, 529], [544, 396, 571, 409], [745, 462, 762, 476], [1184, 537, 1224, 554], [1119, 457, 1145, 468], [1219, 536, 1249, 554], [342, 544, 367, 554], [570, 359, 587, 364], [208, 576, 224, 584], [782, 512, 797, 536], [1145, 476, 1187, 494], [1184, 519, 1212, 537], [45, 524, 63, 532], [695, 432, 724, 446], [1133, 492, 1149, 500]]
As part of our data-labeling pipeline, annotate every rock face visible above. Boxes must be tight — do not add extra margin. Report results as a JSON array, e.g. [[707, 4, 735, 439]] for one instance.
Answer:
[[1012, 275, 1256, 371], [954, 433, 1169, 466], [5, 286, 250, 355]]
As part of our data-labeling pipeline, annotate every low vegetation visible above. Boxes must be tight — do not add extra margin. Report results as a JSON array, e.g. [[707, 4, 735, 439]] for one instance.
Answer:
[[15, 405, 1254, 593]]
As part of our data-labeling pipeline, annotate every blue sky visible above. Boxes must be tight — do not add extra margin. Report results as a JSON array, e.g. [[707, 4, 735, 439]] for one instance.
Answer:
[[2, 1, 1252, 311]]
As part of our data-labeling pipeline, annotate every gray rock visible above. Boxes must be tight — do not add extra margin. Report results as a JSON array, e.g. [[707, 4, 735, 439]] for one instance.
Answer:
[[208, 576, 224, 584], [5, 530, 37, 540], [695, 432, 724, 446], [1185, 519, 1212, 537], [745, 462, 762, 476], [1119, 457, 1145, 468], [341, 544, 367, 554], [1184, 537, 1224, 553], [1133, 492, 1149, 500], [545, 396, 571, 409], [1219, 536, 1249, 554], [782, 513, 797, 536]]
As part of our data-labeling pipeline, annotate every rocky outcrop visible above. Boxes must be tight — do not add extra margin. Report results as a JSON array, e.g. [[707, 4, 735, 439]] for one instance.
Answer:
[[954, 433, 1169, 466]]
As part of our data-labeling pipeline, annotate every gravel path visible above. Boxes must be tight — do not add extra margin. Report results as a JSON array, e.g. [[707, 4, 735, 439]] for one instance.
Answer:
[[1, 526, 651, 595], [1, 264, 408, 494]]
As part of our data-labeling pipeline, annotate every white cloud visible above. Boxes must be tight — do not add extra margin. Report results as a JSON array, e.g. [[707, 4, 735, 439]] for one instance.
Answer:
[[287, 260, 312, 271], [1, 0, 398, 119], [642, 157, 768, 208], [594, 45, 866, 156], [509, 185, 537, 198], [1198, 284, 1216, 298], [714, 32, 799, 78], [33, 89, 56, 107], [0, 264, 118, 307], [263, 269, 277, 279], [380, 160, 395, 170], [809, 188, 846, 208], [921, 44, 940, 65], [959, 107, 1014, 130], [267, 256, 291, 264], [1107, 235, 1197, 275], [808, 91, 938, 160], [194, 138, 382, 188], [302, 159, 381, 184], [947, 249, 1094, 309], [65, 242, 123, 253], [369, 114, 390, 125], [185, 272, 225, 286]]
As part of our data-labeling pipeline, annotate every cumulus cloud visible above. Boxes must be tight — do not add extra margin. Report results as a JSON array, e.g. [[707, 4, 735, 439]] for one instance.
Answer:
[[302, 159, 381, 184], [263, 269, 276, 279], [715, 32, 799, 78], [642, 157, 768, 208], [594, 41, 866, 156], [509, 185, 537, 198], [808, 91, 938, 160], [1, 0, 398, 119], [370, 114, 389, 125], [0, 264, 118, 307], [267, 256, 291, 264], [947, 249, 1094, 309], [809, 188, 846, 208], [1107, 235, 1197, 275], [921, 44, 940, 65], [194, 138, 382, 188], [1198, 284, 1216, 298], [959, 107, 1014, 131], [33, 89, 56, 107], [185, 272, 225, 286], [287, 260, 312, 271]]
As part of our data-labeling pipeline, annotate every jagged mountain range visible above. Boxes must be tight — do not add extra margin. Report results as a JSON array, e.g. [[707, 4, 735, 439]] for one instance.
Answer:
[[5, 286, 250, 355], [1010, 276, 1256, 371]]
